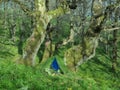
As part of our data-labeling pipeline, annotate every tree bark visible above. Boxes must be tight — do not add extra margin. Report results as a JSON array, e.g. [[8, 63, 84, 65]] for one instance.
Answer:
[[17, 0, 69, 66], [64, 0, 106, 71], [64, 0, 120, 71], [112, 30, 117, 72], [111, 5, 118, 72]]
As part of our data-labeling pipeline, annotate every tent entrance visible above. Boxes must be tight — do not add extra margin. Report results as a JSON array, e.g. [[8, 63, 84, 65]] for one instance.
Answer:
[[45, 57, 64, 75]]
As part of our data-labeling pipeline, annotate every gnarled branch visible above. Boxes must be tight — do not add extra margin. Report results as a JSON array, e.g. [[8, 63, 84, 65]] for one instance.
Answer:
[[12, 0, 32, 16]]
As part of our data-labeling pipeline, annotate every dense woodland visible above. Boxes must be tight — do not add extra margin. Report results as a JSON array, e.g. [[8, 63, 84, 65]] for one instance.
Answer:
[[0, 0, 120, 89]]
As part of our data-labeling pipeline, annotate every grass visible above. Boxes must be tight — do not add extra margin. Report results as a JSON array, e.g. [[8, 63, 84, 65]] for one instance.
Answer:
[[0, 44, 120, 90]]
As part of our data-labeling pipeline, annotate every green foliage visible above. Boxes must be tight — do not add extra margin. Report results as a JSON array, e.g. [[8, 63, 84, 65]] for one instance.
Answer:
[[0, 60, 80, 90], [0, 0, 120, 89], [0, 47, 120, 90], [78, 48, 120, 90], [51, 18, 70, 44]]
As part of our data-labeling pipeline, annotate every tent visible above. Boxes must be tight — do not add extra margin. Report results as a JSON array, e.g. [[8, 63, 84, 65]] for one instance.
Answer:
[[50, 58, 60, 71], [40, 56, 68, 75]]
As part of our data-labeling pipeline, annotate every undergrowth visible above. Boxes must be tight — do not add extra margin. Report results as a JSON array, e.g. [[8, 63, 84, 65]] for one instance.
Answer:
[[0, 44, 120, 90], [0, 54, 120, 90]]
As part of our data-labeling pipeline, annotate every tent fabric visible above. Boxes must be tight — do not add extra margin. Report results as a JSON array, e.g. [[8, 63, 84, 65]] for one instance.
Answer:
[[42, 56, 67, 75], [51, 58, 60, 71]]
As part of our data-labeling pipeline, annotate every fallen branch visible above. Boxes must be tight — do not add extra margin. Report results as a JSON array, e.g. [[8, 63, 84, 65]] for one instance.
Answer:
[[103, 27, 120, 32]]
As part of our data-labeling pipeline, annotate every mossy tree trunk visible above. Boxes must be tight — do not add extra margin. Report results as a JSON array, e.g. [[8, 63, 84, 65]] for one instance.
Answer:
[[15, 0, 69, 66], [64, 0, 106, 71], [64, 0, 120, 71], [112, 30, 117, 72], [0, 0, 69, 66], [40, 0, 57, 63], [111, 0, 119, 72]]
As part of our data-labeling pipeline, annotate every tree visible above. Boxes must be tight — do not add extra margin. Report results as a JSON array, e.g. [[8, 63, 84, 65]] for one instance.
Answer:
[[6, 0, 69, 66], [111, 0, 119, 72], [0, 0, 120, 72], [64, 0, 120, 71]]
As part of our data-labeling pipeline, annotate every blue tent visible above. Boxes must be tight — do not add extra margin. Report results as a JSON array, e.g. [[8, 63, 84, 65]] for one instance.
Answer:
[[51, 58, 60, 71]]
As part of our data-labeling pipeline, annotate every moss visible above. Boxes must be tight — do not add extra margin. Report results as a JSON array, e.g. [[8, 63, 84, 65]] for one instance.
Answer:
[[64, 36, 99, 71], [64, 45, 83, 71], [47, 6, 69, 18]]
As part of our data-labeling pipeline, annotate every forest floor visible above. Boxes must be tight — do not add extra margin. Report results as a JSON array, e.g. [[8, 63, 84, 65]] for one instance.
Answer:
[[0, 43, 120, 90]]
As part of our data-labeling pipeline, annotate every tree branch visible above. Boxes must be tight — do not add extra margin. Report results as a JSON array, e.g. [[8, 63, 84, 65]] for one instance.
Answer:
[[12, 0, 32, 16], [103, 27, 120, 32], [47, 0, 70, 18], [47, 6, 70, 18], [0, 0, 32, 16]]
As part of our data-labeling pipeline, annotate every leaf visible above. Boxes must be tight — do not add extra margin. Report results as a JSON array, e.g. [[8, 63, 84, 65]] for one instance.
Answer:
[[18, 86, 28, 90]]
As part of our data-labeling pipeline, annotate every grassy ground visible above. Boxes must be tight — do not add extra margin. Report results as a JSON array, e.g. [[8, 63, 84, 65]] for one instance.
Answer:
[[0, 44, 120, 90]]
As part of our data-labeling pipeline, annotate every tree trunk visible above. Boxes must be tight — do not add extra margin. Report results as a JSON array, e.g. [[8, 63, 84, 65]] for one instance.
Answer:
[[22, 27, 46, 66], [111, 10, 118, 72], [40, 0, 57, 63], [18, 21, 26, 55], [64, 0, 106, 71], [17, 0, 69, 66], [18, 0, 47, 66], [112, 30, 117, 72]]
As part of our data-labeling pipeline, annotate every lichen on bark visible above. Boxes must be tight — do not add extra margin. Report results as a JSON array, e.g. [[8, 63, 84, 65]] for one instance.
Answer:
[[64, 0, 105, 71], [17, 0, 70, 66]]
